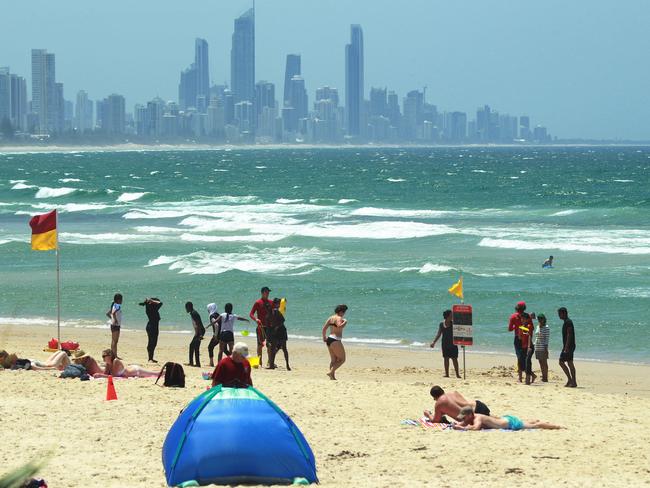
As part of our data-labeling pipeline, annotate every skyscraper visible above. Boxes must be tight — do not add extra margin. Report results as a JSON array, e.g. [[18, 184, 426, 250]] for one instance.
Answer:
[[195, 38, 209, 104], [345, 24, 364, 137], [75, 90, 93, 133], [31, 49, 57, 134], [0, 68, 10, 127], [283, 54, 301, 107], [10, 72, 28, 132], [231, 9, 255, 105]]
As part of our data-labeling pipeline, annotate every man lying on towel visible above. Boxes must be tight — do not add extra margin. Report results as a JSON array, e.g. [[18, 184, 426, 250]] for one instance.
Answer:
[[453, 406, 563, 431], [424, 386, 492, 423]]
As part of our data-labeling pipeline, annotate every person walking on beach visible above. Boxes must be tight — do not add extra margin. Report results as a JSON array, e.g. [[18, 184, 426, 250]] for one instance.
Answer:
[[558, 307, 577, 387], [207, 303, 220, 367], [454, 406, 562, 431], [267, 297, 291, 370], [322, 304, 348, 380], [216, 303, 250, 362], [185, 302, 205, 368], [535, 313, 550, 382], [249, 286, 273, 367], [107, 293, 123, 359], [424, 386, 491, 423], [140, 297, 162, 363], [430, 309, 461, 378]]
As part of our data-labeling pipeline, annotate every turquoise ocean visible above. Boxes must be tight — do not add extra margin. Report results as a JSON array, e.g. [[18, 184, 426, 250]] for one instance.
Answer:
[[0, 146, 648, 363]]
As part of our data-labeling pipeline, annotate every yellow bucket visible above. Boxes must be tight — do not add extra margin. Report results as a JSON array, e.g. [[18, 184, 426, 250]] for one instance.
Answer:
[[248, 356, 260, 368]]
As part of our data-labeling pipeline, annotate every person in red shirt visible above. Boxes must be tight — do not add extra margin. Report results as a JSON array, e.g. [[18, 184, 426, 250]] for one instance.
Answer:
[[508, 301, 536, 383], [249, 286, 273, 367], [211, 342, 253, 388]]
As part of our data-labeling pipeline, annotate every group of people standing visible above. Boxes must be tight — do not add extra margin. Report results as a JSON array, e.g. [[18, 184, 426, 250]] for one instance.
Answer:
[[106, 287, 291, 371], [508, 301, 577, 387]]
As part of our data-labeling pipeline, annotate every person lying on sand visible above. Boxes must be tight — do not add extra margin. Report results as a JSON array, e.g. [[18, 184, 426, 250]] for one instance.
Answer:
[[70, 350, 104, 376], [453, 406, 563, 431], [0, 349, 71, 371], [424, 385, 491, 422], [94, 349, 159, 378]]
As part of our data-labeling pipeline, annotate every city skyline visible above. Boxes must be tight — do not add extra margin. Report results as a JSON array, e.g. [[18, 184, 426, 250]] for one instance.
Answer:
[[1, 0, 649, 140]]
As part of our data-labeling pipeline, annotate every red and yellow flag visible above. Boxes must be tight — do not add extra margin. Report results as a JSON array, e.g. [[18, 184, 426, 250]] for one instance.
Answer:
[[29, 210, 58, 251]]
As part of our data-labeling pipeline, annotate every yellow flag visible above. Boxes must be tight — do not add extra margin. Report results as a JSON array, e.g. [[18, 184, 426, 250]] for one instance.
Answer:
[[448, 277, 463, 300]]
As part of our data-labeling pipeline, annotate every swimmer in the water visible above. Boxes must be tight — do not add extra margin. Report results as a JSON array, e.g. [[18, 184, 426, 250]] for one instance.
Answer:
[[542, 255, 554, 268]]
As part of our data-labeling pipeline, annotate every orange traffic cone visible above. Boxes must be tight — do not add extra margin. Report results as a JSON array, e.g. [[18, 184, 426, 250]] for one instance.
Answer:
[[106, 375, 118, 401]]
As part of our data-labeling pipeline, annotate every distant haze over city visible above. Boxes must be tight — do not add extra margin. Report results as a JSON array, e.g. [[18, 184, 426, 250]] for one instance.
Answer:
[[1, 0, 649, 141]]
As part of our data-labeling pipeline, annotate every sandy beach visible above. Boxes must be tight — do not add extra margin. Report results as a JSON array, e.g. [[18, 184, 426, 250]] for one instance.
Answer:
[[1, 323, 649, 487]]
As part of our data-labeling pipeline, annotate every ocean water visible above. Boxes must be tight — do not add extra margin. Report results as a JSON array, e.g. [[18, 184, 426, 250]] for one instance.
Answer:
[[0, 146, 648, 362]]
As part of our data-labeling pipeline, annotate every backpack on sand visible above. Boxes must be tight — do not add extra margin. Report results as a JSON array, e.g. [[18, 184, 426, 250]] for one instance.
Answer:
[[155, 362, 185, 388]]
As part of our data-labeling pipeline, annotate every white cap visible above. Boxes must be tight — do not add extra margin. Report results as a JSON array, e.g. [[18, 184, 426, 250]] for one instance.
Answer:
[[233, 342, 249, 358]]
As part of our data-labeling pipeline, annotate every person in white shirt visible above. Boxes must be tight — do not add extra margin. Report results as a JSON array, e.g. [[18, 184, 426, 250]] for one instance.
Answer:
[[107, 293, 123, 359], [535, 313, 551, 382], [215, 303, 250, 362]]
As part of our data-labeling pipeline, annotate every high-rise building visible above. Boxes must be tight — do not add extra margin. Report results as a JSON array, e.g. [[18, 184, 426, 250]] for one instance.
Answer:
[[231, 8, 255, 105], [519, 115, 531, 140], [10, 73, 28, 132], [387, 91, 400, 128], [283, 54, 301, 107], [31, 49, 57, 134], [54, 82, 65, 133], [289, 76, 308, 120], [255, 81, 275, 115], [75, 90, 93, 133], [403, 90, 424, 139], [369, 87, 387, 118], [0, 68, 10, 128], [195, 38, 209, 104], [449, 112, 467, 142], [101, 94, 126, 135], [345, 24, 364, 137], [476, 105, 491, 142]]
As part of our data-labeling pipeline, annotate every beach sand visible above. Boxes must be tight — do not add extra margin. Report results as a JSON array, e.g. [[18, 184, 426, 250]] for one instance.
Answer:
[[1, 323, 649, 487]]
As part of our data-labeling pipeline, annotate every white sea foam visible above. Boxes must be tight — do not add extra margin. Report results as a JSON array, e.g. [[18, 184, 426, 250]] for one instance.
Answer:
[[134, 226, 186, 234], [180, 233, 287, 243], [550, 209, 584, 217], [60, 232, 175, 244], [11, 182, 36, 190], [146, 247, 328, 275], [386, 177, 406, 182], [471, 169, 488, 173], [32, 202, 111, 213], [399, 263, 455, 274], [614, 287, 650, 298], [276, 198, 304, 204], [9, 179, 26, 184], [613, 179, 634, 183], [337, 199, 358, 204], [117, 192, 148, 203], [58, 178, 82, 183], [35, 187, 77, 198], [295, 221, 458, 239], [351, 207, 451, 218], [478, 237, 650, 255]]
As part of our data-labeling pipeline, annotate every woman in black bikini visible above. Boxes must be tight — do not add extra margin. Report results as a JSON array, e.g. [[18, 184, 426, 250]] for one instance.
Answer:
[[322, 304, 348, 380]]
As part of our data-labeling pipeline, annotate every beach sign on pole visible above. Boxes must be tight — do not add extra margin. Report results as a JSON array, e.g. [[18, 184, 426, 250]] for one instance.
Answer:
[[452, 304, 473, 379], [452, 304, 473, 346]]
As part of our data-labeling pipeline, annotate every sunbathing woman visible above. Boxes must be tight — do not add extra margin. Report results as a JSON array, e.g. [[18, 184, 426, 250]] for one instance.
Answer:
[[0, 349, 71, 371], [95, 349, 159, 378], [70, 350, 104, 376]]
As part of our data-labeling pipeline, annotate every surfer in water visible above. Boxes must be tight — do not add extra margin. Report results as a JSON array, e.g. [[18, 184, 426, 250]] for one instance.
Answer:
[[542, 255, 554, 268]]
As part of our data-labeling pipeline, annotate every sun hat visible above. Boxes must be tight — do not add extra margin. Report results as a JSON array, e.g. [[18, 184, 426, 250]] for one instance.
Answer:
[[233, 342, 249, 358], [71, 350, 90, 361], [516, 301, 526, 310]]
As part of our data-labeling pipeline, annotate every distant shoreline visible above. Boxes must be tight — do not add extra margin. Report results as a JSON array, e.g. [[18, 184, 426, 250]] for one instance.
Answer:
[[2, 142, 650, 154]]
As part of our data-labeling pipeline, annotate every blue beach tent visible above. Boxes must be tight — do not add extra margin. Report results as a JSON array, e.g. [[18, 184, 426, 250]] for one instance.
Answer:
[[162, 386, 318, 486]]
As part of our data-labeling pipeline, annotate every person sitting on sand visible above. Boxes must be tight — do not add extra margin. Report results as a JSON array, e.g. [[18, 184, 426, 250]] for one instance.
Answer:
[[322, 304, 348, 380], [0, 349, 72, 371], [70, 350, 104, 376], [454, 405, 563, 431], [211, 342, 253, 388], [424, 385, 491, 423], [95, 349, 158, 378]]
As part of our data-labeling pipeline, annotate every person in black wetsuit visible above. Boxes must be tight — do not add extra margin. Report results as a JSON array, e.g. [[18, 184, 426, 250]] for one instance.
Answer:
[[267, 298, 291, 371], [185, 301, 205, 368], [430, 309, 461, 378], [558, 307, 577, 387], [140, 298, 162, 363]]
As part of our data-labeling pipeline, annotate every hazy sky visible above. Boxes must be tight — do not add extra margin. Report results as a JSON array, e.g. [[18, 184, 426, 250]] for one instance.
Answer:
[[2, 0, 649, 139]]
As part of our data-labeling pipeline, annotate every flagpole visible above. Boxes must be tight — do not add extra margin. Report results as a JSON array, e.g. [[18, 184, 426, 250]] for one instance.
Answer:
[[56, 209, 61, 347], [461, 274, 465, 380]]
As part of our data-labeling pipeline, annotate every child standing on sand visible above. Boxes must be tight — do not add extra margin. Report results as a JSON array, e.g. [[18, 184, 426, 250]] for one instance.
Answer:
[[535, 313, 550, 382], [107, 293, 123, 359]]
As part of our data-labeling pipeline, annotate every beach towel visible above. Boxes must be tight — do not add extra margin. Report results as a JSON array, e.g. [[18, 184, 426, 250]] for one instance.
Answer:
[[401, 418, 452, 431]]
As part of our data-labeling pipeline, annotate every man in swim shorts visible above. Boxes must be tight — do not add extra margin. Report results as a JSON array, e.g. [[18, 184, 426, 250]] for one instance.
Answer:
[[249, 286, 273, 367], [423, 386, 491, 423], [558, 307, 577, 387], [454, 406, 562, 431]]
